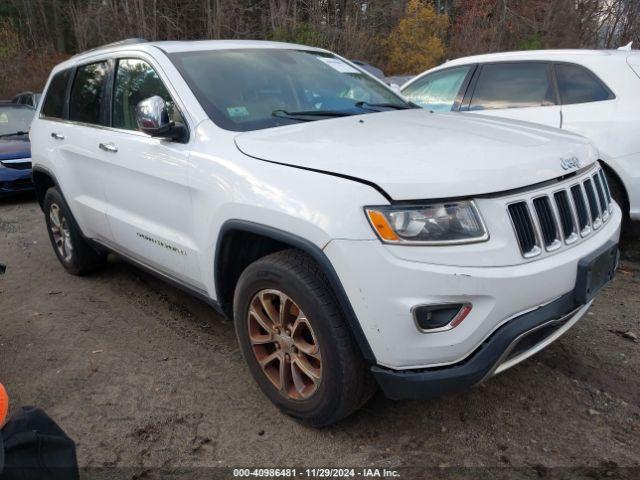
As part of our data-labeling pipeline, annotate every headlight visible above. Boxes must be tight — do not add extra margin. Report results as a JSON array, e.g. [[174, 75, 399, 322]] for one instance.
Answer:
[[365, 200, 488, 245]]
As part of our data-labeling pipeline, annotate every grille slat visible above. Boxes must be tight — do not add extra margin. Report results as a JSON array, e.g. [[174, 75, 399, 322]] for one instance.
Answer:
[[598, 170, 612, 209], [533, 197, 558, 247], [571, 185, 589, 232], [509, 167, 610, 258], [593, 174, 608, 215], [583, 179, 601, 223], [508, 202, 538, 256], [554, 190, 576, 239]]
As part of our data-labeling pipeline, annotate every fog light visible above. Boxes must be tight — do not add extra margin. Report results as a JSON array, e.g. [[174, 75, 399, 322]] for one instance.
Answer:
[[412, 303, 472, 332]]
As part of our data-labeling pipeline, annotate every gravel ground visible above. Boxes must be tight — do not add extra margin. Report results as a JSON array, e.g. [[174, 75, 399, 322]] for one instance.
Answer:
[[1, 196, 639, 479]]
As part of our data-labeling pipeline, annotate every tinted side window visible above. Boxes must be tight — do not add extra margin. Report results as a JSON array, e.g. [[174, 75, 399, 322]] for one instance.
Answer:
[[42, 70, 72, 119], [555, 64, 613, 105], [69, 61, 109, 125], [402, 66, 471, 112], [470, 63, 555, 111], [113, 58, 182, 130]]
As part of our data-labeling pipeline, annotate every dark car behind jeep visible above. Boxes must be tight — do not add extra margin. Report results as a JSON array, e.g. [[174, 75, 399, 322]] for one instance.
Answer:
[[0, 104, 35, 196]]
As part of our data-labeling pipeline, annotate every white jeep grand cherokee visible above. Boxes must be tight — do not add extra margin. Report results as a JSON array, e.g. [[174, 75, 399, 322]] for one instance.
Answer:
[[30, 39, 621, 426]]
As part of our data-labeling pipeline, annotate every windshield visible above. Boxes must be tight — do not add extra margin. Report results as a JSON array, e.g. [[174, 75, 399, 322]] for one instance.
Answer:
[[0, 107, 34, 136], [169, 48, 410, 131]]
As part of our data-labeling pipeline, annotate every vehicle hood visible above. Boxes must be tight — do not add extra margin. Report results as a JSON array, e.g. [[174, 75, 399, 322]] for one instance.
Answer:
[[0, 136, 30, 161], [234, 110, 598, 200]]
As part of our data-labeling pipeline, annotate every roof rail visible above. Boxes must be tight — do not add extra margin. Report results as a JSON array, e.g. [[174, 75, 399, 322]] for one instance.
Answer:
[[72, 38, 147, 57]]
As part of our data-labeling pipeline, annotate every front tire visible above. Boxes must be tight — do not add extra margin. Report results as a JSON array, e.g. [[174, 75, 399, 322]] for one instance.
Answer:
[[233, 249, 375, 427], [43, 187, 107, 275]]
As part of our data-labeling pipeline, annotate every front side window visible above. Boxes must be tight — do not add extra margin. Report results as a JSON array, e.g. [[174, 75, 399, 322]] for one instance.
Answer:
[[169, 48, 410, 132], [470, 63, 555, 111], [402, 66, 471, 112], [555, 63, 613, 105], [42, 70, 71, 119], [113, 58, 182, 131], [69, 61, 109, 125]]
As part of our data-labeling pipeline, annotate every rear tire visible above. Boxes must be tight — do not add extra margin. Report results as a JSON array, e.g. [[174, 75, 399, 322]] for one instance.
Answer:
[[43, 187, 107, 275], [233, 249, 375, 427]]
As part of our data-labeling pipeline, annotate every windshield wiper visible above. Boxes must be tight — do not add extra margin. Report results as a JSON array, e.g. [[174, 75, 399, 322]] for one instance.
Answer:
[[0, 130, 29, 138], [272, 109, 356, 121], [354, 101, 416, 111]]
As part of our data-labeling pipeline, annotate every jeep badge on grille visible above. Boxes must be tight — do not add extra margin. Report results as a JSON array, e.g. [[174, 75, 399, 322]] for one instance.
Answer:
[[561, 156, 582, 170]]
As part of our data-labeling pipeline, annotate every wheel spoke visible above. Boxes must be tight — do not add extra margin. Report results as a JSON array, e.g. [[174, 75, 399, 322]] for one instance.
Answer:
[[291, 315, 320, 358], [293, 354, 321, 382], [259, 350, 281, 368], [249, 333, 274, 345], [49, 206, 61, 228], [291, 361, 306, 394], [249, 304, 277, 335], [259, 292, 281, 327], [279, 292, 293, 327], [279, 354, 290, 394]]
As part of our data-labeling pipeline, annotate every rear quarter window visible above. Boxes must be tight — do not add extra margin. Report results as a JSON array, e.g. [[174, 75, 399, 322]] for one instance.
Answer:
[[554, 63, 614, 105], [41, 69, 72, 119]]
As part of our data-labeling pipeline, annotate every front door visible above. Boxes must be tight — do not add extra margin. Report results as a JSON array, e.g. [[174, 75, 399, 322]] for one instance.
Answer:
[[99, 57, 202, 288]]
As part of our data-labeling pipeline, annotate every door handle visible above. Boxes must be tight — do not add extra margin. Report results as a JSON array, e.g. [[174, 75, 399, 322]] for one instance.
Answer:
[[51, 132, 65, 140], [99, 142, 118, 153]]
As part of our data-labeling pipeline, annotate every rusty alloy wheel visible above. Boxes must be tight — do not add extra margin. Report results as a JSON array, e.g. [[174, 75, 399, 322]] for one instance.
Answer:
[[247, 289, 322, 400]]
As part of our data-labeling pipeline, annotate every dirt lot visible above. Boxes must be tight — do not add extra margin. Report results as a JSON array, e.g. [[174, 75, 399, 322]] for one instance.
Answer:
[[1, 196, 639, 478]]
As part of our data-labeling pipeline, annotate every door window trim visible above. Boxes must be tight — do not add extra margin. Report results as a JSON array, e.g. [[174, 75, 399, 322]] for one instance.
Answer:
[[39, 68, 74, 121], [39, 53, 192, 144], [460, 59, 616, 112], [461, 60, 558, 112], [109, 57, 189, 142], [67, 59, 113, 127]]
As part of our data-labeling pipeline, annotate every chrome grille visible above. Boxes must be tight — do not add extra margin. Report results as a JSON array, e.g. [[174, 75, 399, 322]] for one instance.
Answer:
[[508, 165, 614, 258]]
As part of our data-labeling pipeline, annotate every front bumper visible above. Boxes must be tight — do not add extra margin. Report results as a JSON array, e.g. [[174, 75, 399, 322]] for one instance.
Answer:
[[0, 164, 33, 196], [371, 238, 619, 400], [372, 292, 589, 400], [324, 204, 621, 370]]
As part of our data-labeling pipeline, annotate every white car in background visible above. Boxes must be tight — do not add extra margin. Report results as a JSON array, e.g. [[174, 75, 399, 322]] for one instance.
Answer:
[[402, 48, 640, 225]]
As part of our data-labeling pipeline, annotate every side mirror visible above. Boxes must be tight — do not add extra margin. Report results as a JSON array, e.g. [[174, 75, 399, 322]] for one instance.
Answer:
[[135, 96, 186, 142]]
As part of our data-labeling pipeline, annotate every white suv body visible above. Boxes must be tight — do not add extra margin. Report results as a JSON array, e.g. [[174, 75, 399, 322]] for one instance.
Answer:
[[30, 40, 621, 425], [402, 49, 640, 222]]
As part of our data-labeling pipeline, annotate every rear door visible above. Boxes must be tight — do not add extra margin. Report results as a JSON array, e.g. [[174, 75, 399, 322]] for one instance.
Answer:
[[32, 64, 113, 241], [60, 60, 114, 241], [98, 56, 201, 288], [462, 62, 562, 128]]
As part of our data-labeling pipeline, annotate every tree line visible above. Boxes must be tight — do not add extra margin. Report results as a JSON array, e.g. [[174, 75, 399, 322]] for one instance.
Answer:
[[1, 0, 638, 97]]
